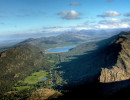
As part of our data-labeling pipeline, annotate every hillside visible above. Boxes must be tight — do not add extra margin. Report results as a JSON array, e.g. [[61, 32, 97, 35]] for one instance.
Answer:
[[0, 31, 130, 99], [100, 32, 130, 83], [56, 32, 121, 83], [57, 31, 130, 82], [54, 31, 130, 99], [0, 43, 47, 95]]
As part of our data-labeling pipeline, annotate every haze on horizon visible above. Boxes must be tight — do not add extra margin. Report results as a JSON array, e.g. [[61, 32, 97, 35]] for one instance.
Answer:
[[0, 0, 130, 41]]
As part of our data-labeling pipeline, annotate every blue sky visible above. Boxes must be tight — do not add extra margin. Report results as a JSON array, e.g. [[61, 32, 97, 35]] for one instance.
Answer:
[[0, 0, 130, 40]]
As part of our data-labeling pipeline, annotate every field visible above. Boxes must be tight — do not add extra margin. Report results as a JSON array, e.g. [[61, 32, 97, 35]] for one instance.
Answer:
[[23, 70, 48, 84], [14, 70, 49, 91]]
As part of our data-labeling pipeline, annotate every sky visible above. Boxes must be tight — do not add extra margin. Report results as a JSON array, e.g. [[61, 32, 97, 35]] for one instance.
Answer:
[[0, 0, 130, 40]]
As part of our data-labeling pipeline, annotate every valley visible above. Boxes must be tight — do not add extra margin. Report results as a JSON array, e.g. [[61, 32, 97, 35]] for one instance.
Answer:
[[0, 31, 130, 100], [1, 0, 130, 99]]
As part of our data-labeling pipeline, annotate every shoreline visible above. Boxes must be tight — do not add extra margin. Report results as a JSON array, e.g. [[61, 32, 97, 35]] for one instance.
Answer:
[[44, 45, 76, 54]]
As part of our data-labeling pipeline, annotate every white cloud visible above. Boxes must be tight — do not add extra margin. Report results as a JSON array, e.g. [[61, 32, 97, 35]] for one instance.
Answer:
[[97, 11, 121, 17], [57, 10, 81, 20], [40, 18, 130, 33], [106, 18, 121, 23], [96, 23, 130, 29], [96, 18, 130, 29], [42, 26, 72, 33], [119, 24, 130, 28], [99, 18, 121, 24]]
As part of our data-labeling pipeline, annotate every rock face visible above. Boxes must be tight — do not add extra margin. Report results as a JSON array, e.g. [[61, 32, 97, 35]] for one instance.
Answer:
[[100, 32, 130, 83]]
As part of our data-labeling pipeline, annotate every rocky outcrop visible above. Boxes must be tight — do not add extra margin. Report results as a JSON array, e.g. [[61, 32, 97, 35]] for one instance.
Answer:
[[100, 33, 130, 83]]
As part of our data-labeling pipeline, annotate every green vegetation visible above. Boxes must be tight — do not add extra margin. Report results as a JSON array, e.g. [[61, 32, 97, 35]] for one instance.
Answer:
[[15, 86, 31, 91], [13, 70, 49, 92], [0, 48, 66, 99], [0, 33, 91, 99], [0, 31, 130, 100], [20, 70, 48, 85], [48, 59, 55, 63], [0, 44, 49, 99], [0, 33, 118, 99]]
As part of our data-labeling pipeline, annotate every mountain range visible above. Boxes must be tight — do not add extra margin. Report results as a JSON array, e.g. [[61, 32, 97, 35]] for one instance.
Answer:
[[0, 29, 120, 52], [0, 31, 130, 100]]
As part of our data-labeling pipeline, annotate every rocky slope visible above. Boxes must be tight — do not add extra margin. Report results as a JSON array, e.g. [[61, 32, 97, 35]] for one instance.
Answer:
[[100, 32, 130, 83]]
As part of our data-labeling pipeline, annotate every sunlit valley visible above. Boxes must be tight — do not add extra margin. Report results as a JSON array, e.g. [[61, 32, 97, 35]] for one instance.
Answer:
[[0, 0, 130, 100]]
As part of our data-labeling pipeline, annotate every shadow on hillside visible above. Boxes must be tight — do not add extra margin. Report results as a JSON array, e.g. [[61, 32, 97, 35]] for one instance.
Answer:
[[52, 35, 130, 99], [52, 79, 130, 100], [56, 36, 122, 87]]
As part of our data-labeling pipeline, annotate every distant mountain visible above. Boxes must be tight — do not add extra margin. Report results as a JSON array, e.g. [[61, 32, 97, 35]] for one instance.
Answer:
[[19, 30, 118, 51], [0, 39, 24, 53], [1, 28, 124, 53]]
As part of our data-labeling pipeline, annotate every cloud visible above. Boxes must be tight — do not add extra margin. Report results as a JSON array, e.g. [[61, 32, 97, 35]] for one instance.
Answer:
[[97, 11, 121, 17], [57, 10, 81, 20], [96, 18, 130, 29], [99, 18, 121, 24], [99, 18, 130, 24], [124, 12, 130, 17], [95, 23, 130, 29], [70, 2, 81, 6]]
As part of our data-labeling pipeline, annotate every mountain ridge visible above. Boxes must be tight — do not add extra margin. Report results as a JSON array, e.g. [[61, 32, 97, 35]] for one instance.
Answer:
[[100, 31, 130, 83], [0, 31, 130, 99]]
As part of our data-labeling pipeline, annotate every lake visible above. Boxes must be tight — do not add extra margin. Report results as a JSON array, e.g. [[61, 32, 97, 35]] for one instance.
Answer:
[[45, 46, 76, 53]]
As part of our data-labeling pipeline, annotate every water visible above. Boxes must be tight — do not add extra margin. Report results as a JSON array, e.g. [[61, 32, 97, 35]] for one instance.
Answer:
[[41, 78, 47, 81], [45, 46, 76, 53]]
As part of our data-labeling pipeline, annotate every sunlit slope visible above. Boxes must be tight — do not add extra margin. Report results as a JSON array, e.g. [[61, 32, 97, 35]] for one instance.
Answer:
[[0, 44, 46, 94]]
